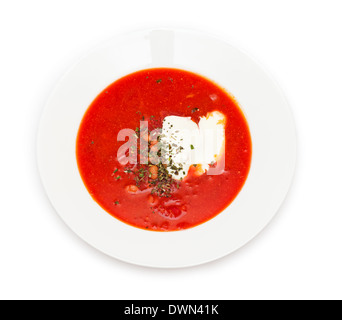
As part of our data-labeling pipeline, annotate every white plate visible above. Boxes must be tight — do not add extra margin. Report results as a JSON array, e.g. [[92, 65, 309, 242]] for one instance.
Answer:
[[37, 27, 296, 268]]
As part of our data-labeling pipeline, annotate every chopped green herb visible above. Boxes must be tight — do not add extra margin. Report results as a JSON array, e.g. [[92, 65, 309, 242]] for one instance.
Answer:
[[156, 79, 162, 84], [190, 144, 195, 150], [116, 176, 121, 180], [210, 161, 216, 167], [114, 201, 119, 205], [150, 206, 156, 214], [113, 169, 118, 173], [91, 141, 94, 145]]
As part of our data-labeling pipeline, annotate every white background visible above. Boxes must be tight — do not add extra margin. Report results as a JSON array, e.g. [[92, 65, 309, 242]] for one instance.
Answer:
[[0, 0, 341, 300]]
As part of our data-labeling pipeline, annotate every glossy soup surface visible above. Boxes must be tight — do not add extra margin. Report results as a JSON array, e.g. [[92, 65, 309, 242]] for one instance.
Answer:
[[76, 68, 252, 231]]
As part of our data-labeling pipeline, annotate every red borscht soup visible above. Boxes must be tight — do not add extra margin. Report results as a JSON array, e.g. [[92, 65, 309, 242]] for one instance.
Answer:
[[76, 68, 252, 231]]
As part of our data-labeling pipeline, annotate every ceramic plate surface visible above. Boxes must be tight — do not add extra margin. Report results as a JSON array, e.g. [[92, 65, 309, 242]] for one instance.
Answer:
[[37, 27, 296, 268]]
